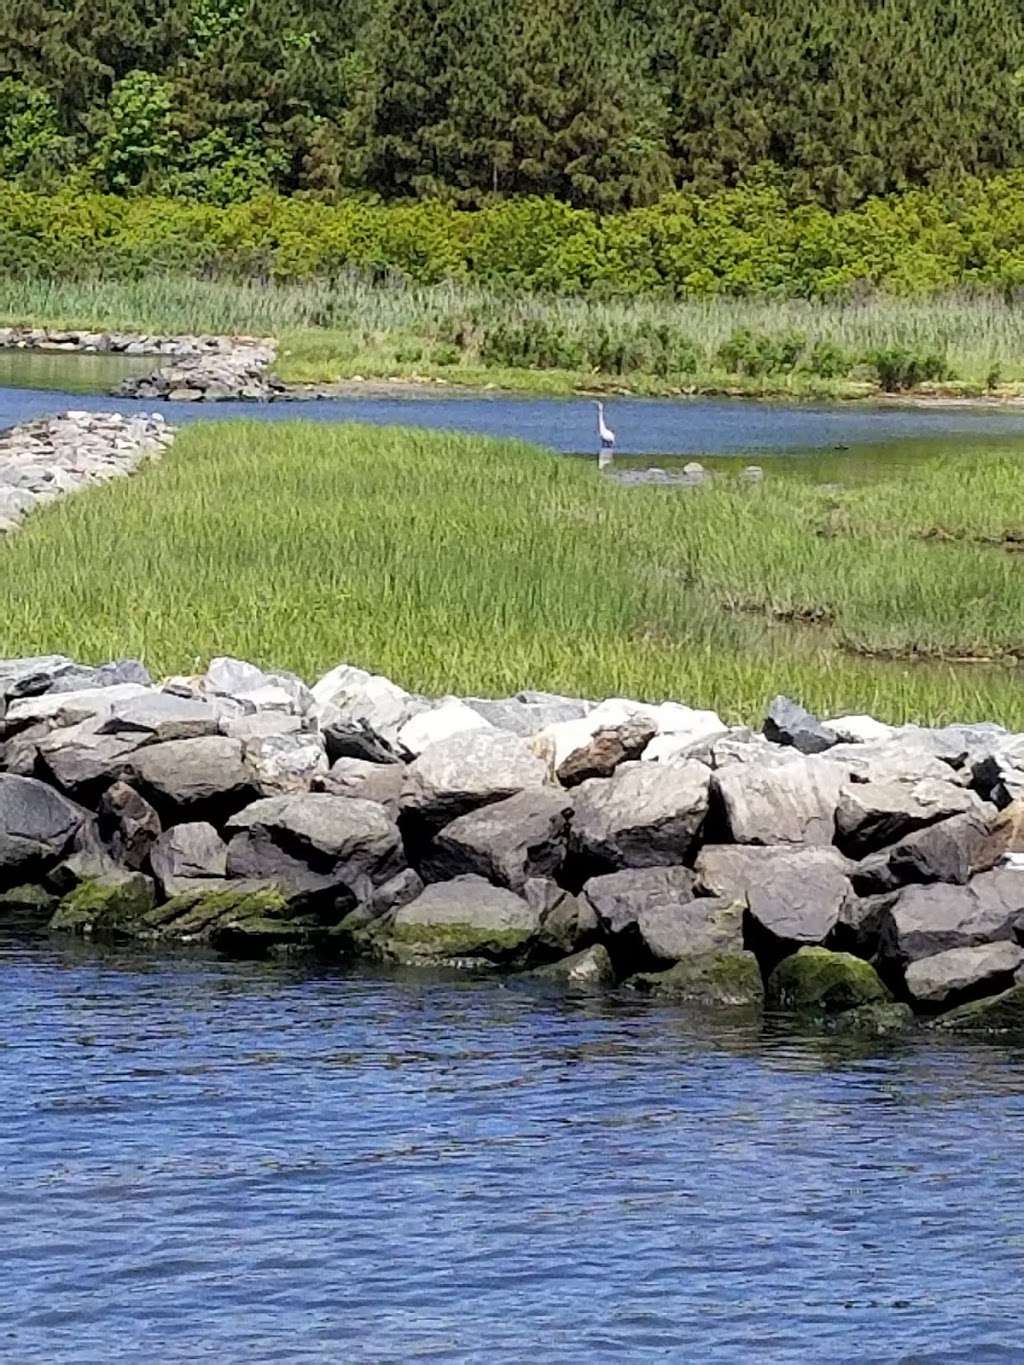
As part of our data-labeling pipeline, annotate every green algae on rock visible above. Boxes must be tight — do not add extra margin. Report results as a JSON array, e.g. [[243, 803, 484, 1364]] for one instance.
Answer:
[[933, 983, 1024, 1032], [626, 950, 764, 1007], [50, 872, 155, 937], [828, 1002, 914, 1036], [766, 947, 890, 1014]]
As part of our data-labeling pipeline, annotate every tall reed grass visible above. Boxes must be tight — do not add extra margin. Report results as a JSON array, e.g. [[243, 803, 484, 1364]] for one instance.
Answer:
[[4, 274, 1024, 392], [1, 421, 1023, 726]]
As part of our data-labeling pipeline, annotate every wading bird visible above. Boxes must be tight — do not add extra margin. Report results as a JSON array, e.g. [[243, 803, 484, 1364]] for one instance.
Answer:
[[595, 401, 615, 468]]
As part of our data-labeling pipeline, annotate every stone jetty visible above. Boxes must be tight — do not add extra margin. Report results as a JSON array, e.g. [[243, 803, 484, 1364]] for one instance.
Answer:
[[2, 659, 1024, 1033], [0, 411, 174, 533]]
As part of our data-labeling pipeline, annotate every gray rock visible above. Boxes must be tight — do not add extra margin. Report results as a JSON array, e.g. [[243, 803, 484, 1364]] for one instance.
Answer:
[[529, 944, 615, 987], [0, 774, 84, 880], [526, 879, 601, 956], [835, 778, 977, 857], [851, 808, 997, 894], [129, 736, 256, 816], [401, 730, 550, 828], [829, 1002, 914, 1036], [244, 731, 328, 795], [5, 681, 150, 731], [368, 868, 424, 917], [826, 737, 956, 786], [714, 754, 844, 846], [745, 848, 853, 959], [310, 663, 419, 759], [833, 891, 899, 959], [694, 843, 851, 900], [37, 725, 147, 799], [150, 822, 228, 898], [904, 941, 1024, 1009], [465, 694, 590, 737], [100, 691, 220, 742], [315, 757, 405, 816], [430, 787, 573, 892], [98, 781, 161, 870], [221, 711, 304, 741], [878, 868, 1024, 966], [637, 895, 745, 964], [582, 865, 697, 954], [626, 951, 764, 1007], [570, 761, 709, 871], [763, 695, 838, 755], [383, 875, 543, 966], [225, 792, 404, 912], [934, 982, 1024, 1032]]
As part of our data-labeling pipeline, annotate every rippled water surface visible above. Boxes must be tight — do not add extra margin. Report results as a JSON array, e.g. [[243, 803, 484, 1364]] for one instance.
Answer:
[[4, 933, 1024, 1363]]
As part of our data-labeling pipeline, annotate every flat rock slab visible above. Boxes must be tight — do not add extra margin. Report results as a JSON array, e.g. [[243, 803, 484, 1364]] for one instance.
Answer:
[[904, 941, 1024, 1008]]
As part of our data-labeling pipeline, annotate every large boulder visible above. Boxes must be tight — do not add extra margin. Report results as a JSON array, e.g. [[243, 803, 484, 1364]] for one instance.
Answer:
[[0, 773, 84, 882], [379, 875, 543, 967], [128, 736, 256, 818], [904, 942, 1024, 1010], [765, 947, 890, 1014], [149, 822, 227, 898], [745, 848, 853, 962], [396, 697, 494, 758], [533, 698, 722, 777], [137, 881, 305, 955], [465, 692, 590, 738], [825, 737, 955, 786], [4, 681, 150, 732], [570, 761, 709, 872], [835, 778, 977, 858], [878, 868, 1024, 967], [36, 724, 148, 800], [694, 843, 850, 900], [243, 731, 328, 795], [99, 691, 220, 742], [429, 788, 573, 891], [934, 982, 1024, 1032], [851, 808, 997, 895], [763, 695, 838, 755], [225, 792, 404, 914], [636, 895, 745, 965], [582, 865, 696, 962], [712, 756, 842, 846], [401, 730, 549, 829]]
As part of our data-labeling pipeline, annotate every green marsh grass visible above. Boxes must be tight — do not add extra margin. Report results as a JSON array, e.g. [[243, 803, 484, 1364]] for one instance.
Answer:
[[2, 421, 1024, 726], [6, 273, 1024, 396]]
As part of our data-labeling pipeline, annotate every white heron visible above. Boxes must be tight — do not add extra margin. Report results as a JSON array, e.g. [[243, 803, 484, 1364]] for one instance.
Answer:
[[595, 400, 615, 468]]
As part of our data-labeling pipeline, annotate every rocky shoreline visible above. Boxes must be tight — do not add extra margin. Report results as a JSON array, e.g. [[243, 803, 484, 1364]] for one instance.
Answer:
[[0, 411, 174, 533], [2, 656, 1024, 1034]]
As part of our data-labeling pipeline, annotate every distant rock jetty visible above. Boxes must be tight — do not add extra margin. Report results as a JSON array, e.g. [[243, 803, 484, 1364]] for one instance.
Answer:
[[0, 326, 282, 402], [0, 411, 174, 533], [2, 656, 1024, 1035]]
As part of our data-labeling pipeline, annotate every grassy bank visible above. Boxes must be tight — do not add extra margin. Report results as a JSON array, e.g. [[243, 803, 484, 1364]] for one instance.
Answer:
[[2, 421, 1024, 726], [5, 274, 1024, 398]]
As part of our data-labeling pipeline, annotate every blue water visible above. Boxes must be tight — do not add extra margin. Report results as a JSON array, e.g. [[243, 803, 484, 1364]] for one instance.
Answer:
[[4, 931, 1024, 1363], [6, 383, 1024, 456]]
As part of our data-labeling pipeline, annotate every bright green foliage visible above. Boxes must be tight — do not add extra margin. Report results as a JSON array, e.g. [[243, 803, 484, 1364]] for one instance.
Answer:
[[0, 1, 1022, 206], [0, 78, 70, 180], [93, 70, 179, 191], [5, 422, 1024, 726]]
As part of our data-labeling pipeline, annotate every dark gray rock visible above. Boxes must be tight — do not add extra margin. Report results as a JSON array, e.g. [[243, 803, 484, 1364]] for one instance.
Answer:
[[713, 756, 842, 846], [316, 756, 405, 815], [368, 868, 424, 917], [526, 878, 600, 956], [835, 778, 977, 858], [128, 736, 256, 817], [100, 691, 220, 742], [763, 695, 838, 755], [636, 895, 745, 965], [745, 848, 853, 961], [429, 788, 573, 891], [934, 982, 1024, 1031], [570, 761, 709, 871], [878, 868, 1024, 967], [401, 730, 549, 828], [225, 792, 404, 913], [694, 843, 850, 900], [98, 781, 160, 870], [829, 1002, 914, 1036], [0, 774, 84, 881], [582, 865, 697, 958], [149, 822, 227, 898], [833, 891, 899, 959], [972, 738, 1024, 808], [851, 808, 997, 895], [904, 941, 1024, 1009], [49, 869, 155, 936]]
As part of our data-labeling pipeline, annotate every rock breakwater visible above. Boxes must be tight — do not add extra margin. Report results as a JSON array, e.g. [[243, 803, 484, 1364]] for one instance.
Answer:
[[0, 411, 174, 533], [5, 661, 1024, 1033]]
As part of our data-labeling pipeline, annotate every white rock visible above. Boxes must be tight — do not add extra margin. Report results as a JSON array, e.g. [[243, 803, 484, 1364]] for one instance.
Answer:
[[310, 664, 414, 747], [397, 697, 494, 757], [826, 714, 896, 744], [5, 682, 151, 728]]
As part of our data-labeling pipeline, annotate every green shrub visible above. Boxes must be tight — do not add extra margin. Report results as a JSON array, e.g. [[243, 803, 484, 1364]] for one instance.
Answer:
[[866, 347, 949, 391]]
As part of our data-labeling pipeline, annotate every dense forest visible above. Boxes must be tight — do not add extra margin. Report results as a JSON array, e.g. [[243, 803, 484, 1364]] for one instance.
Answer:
[[0, 0, 1023, 211]]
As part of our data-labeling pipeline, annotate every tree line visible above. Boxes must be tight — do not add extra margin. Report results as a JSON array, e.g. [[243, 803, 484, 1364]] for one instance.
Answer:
[[1, 0, 1022, 210]]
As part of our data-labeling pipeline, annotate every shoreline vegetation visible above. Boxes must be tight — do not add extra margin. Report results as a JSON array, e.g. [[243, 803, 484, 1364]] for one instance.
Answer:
[[4, 420, 1024, 727], [7, 179, 1024, 398]]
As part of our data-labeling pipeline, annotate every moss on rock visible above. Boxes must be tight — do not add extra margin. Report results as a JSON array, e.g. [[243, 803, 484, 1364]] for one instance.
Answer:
[[766, 947, 890, 1015], [381, 920, 536, 967], [829, 1002, 914, 1036], [140, 883, 290, 943], [934, 983, 1024, 1032], [0, 884, 57, 921], [50, 873, 155, 937], [627, 950, 764, 1007]]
